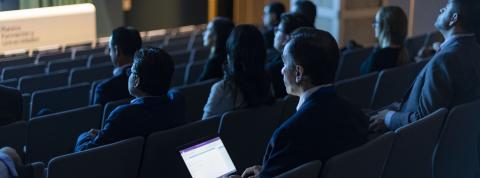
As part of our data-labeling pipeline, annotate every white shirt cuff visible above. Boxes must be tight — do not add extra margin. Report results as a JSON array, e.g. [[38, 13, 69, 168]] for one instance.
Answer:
[[384, 111, 396, 128]]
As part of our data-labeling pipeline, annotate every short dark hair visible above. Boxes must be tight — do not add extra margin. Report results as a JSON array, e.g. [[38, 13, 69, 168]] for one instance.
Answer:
[[287, 27, 339, 85], [226, 25, 271, 107], [266, 2, 286, 21], [293, 0, 317, 26], [111, 26, 142, 57], [279, 13, 312, 35], [132, 47, 174, 96], [211, 17, 235, 54], [451, 0, 480, 43]]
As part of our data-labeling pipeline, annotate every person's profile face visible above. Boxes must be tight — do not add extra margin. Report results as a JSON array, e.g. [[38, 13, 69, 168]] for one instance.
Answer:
[[281, 43, 300, 96], [373, 11, 381, 39], [108, 36, 118, 66], [127, 64, 139, 97], [274, 24, 288, 52], [263, 6, 276, 27], [434, 1, 455, 32], [203, 22, 215, 47]]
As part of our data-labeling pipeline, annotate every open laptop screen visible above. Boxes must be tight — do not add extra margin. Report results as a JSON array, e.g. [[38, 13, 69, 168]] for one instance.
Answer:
[[179, 137, 236, 178]]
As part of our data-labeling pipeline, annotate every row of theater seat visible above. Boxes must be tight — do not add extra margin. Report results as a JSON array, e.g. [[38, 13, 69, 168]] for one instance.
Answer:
[[5, 97, 478, 178], [277, 99, 480, 178], [0, 94, 298, 178]]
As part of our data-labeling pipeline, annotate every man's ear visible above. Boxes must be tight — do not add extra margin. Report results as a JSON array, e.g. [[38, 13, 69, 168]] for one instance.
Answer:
[[134, 76, 140, 88], [449, 12, 458, 27], [295, 65, 304, 84]]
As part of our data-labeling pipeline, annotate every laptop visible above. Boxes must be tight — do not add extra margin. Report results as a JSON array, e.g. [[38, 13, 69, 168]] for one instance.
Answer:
[[179, 136, 237, 178]]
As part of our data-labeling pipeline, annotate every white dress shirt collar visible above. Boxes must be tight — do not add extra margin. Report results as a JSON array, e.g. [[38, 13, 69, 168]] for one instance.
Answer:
[[296, 84, 332, 111]]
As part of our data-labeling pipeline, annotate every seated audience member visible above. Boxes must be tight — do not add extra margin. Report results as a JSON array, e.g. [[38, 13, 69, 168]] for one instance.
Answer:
[[262, 2, 286, 49], [75, 47, 186, 151], [268, 13, 311, 98], [291, 0, 317, 27], [230, 28, 368, 178], [197, 17, 235, 82], [93, 26, 142, 106], [0, 85, 22, 126], [202, 25, 273, 119], [0, 147, 21, 178], [360, 6, 409, 75], [370, 0, 480, 132]]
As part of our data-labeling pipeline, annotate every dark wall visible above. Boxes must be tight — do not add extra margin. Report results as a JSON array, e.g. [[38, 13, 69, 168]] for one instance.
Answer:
[[125, 0, 208, 31]]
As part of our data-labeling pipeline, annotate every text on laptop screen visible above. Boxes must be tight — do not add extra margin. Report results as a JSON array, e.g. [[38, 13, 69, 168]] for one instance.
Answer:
[[179, 137, 236, 178]]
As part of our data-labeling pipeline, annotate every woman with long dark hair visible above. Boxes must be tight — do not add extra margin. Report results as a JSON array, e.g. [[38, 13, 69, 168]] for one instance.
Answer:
[[202, 25, 272, 119]]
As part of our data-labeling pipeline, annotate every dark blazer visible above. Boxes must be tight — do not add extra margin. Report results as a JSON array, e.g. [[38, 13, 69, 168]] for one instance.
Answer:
[[0, 85, 22, 126], [360, 47, 402, 75], [389, 35, 480, 130], [197, 52, 227, 82], [266, 49, 287, 98], [75, 92, 186, 151], [93, 65, 131, 106], [259, 87, 369, 177], [262, 27, 275, 49]]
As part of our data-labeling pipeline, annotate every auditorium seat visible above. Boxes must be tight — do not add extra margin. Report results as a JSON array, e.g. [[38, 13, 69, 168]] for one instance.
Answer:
[[26, 105, 102, 163], [433, 100, 480, 178], [277, 160, 322, 178], [102, 98, 132, 127], [335, 47, 373, 81], [1, 63, 47, 80], [30, 83, 91, 118], [69, 63, 113, 85], [138, 118, 221, 178], [405, 33, 428, 60], [0, 78, 18, 88], [185, 61, 207, 84], [0, 56, 35, 70], [89, 79, 106, 105], [18, 71, 69, 93], [382, 108, 448, 178], [87, 54, 110, 67], [73, 47, 106, 58], [170, 79, 218, 123], [170, 50, 192, 66], [46, 58, 88, 73], [36, 52, 73, 63], [370, 61, 427, 110], [171, 65, 187, 87], [22, 94, 30, 121], [193, 47, 210, 62], [320, 132, 395, 178], [18, 162, 45, 178], [218, 102, 284, 171], [0, 121, 27, 159], [47, 137, 144, 178], [335, 72, 378, 109]]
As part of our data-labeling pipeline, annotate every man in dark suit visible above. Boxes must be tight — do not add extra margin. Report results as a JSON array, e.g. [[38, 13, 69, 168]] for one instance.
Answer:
[[0, 85, 22, 126], [75, 47, 186, 152], [267, 13, 311, 98], [92, 26, 142, 106], [370, 0, 480, 132], [262, 2, 285, 49], [230, 28, 368, 178]]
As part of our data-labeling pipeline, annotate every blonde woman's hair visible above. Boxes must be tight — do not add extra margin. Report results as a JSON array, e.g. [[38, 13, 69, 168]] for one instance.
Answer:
[[378, 6, 410, 64]]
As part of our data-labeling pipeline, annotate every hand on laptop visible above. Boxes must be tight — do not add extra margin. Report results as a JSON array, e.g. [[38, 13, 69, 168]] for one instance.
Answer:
[[369, 110, 390, 132], [228, 165, 262, 178]]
